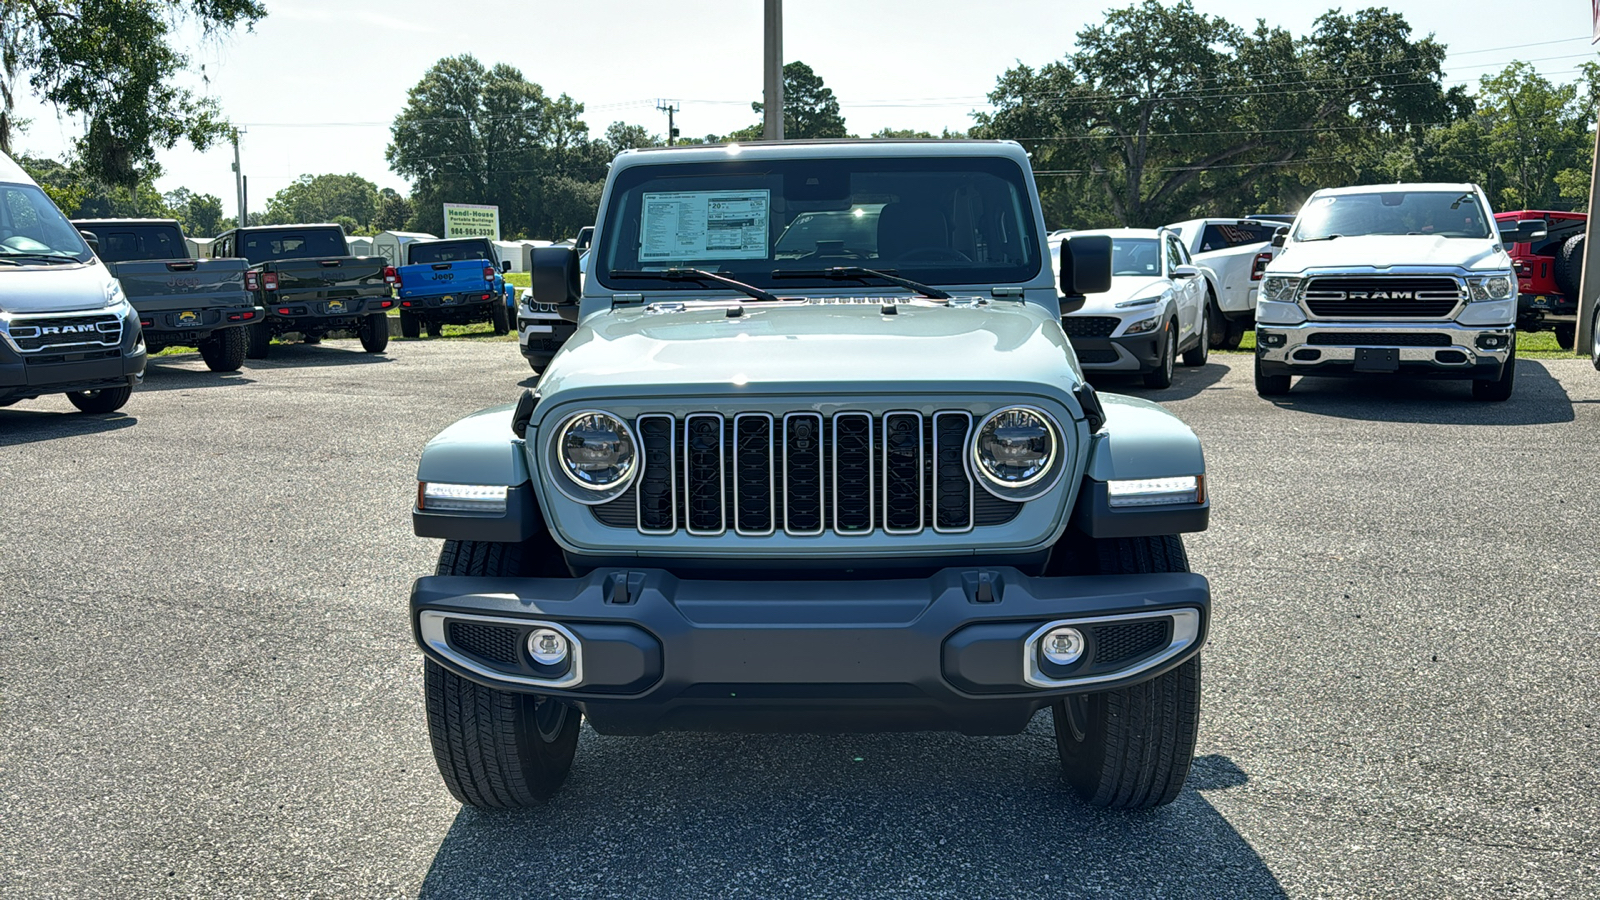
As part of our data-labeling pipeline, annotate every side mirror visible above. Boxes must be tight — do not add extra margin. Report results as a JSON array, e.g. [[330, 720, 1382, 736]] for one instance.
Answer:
[[1271, 233, 1287, 248], [1057, 234, 1112, 296], [531, 246, 582, 321], [1497, 218, 1548, 243], [501, 259, 512, 273], [573, 225, 594, 253], [1172, 264, 1200, 279], [79, 230, 101, 254]]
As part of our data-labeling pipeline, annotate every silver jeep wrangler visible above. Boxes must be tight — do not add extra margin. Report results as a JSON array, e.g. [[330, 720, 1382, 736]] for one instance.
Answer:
[[410, 140, 1212, 810]]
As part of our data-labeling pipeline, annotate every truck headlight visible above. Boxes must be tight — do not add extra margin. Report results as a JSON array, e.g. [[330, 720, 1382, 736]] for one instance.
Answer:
[[970, 406, 1065, 501], [1466, 274, 1514, 302], [104, 279, 128, 310], [557, 411, 637, 492], [1259, 275, 1300, 303]]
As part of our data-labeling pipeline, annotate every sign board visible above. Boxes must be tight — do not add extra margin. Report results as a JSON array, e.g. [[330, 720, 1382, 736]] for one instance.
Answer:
[[443, 203, 500, 240]]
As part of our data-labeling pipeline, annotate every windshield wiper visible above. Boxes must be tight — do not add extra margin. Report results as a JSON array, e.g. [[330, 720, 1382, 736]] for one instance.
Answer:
[[770, 266, 951, 300], [0, 252, 79, 264], [609, 268, 784, 303], [1297, 234, 1342, 242]]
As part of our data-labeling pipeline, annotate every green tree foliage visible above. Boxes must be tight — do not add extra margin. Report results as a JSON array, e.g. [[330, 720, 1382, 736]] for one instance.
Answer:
[[1472, 62, 1595, 211], [974, 2, 1459, 226], [0, 1, 265, 187], [749, 61, 848, 139], [18, 153, 166, 218], [372, 187, 413, 233], [261, 173, 380, 231], [163, 186, 225, 236]]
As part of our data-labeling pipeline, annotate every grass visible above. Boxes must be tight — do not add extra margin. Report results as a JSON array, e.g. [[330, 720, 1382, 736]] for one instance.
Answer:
[[505, 272, 531, 289], [1220, 327, 1579, 359]]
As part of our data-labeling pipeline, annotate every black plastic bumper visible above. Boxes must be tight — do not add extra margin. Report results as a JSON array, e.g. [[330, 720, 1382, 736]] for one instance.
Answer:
[[411, 567, 1209, 736], [1070, 333, 1164, 371], [0, 308, 146, 404], [262, 296, 393, 331], [139, 304, 263, 343]]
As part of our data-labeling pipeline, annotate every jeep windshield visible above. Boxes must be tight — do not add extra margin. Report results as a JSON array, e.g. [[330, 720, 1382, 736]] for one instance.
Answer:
[[595, 155, 1042, 292], [1294, 191, 1492, 241]]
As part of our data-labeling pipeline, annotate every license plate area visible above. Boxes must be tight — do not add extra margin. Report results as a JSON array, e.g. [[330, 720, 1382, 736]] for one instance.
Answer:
[[325, 300, 348, 314], [1354, 347, 1400, 372]]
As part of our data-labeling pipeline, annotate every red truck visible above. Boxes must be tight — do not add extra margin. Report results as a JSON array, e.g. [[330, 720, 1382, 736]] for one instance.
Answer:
[[1496, 210, 1586, 349]]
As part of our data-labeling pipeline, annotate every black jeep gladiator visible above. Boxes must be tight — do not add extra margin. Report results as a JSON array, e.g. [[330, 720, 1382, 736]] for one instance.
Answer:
[[73, 218, 260, 372], [210, 224, 394, 358]]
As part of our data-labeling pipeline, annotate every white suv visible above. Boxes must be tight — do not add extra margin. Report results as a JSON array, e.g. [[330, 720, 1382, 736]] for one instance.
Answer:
[[1051, 228, 1209, 388], [1254, 183, 1532, 401]]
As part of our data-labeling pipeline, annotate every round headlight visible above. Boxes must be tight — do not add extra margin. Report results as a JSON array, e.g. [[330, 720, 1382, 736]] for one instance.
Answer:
[[558, 411, 637, 491], [971, 406, 1061, 497]]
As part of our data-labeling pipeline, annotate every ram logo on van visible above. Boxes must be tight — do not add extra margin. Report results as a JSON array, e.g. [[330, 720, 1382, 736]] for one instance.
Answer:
[[39, 323, 102, 335]]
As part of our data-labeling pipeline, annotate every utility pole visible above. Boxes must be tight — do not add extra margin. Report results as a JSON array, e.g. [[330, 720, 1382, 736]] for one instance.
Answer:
[[656, 100, 680, 146], [231, 127, 247, 228], [1577, 17, 1600, 355], [762, 0, 783, 141]]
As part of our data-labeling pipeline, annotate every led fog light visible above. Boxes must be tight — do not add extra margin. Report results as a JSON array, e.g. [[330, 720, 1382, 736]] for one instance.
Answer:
[[527, 628, 570, 666], [1040, 627, 1085, 666]]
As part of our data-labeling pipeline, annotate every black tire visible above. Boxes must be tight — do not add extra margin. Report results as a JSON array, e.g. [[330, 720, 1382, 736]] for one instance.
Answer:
[[198, 326, 247, 372], [490, 299, 511, 336], [400, 310, 421, 339], [425, 539, 579, 808], [358, 313, 389, 353], [66, 385, 133, 414], [1053, 535, 1200, 809], [1591, 305, 1600, 372], [1219, 321, 1246, 351], [1472, 340, 1516, 401], [1553, 323, 1575, 351], [425, 317, 443, 338], [1205, 295, 1227, 350], [1143, 323, 1176, 388], [144, 340, 166, 356], [1181, 306, 1209, 366], [1254, 353, 1291, 396], [300, 334, 322, 345], [245, 320, 271, 359], [1555, 234, 1585, 298]]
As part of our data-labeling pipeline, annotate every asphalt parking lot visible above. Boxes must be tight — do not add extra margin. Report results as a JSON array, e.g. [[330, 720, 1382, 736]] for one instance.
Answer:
[[2, 338, 1597, 899]]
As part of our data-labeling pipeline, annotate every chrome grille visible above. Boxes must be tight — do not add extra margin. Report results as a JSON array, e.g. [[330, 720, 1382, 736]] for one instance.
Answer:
[[6, 312, 123, 353], [1302, 276, 1462, 318], [619, 410, 1001, 537]]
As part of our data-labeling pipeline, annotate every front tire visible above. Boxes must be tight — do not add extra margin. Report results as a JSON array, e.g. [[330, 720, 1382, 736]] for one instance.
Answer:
[[358, 313, 389, 353], [1254, 353, 1291, 396], [1181, 308, 1209, 367], [1143, 323, 1176, 389], [1052, 535, 1201, 809], [425, 539, 580, 808], [1553, 323, 1575, 351], [66, 385, 133, 414], [198, 326, 247, 372], [1591, 305, 1600, 372], [1472, 340, 1516, 401]]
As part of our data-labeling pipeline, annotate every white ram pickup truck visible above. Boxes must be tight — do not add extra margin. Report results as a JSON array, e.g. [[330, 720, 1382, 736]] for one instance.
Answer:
[[1253, 183, 1537, 402], [1165, 217, 1283, 349]]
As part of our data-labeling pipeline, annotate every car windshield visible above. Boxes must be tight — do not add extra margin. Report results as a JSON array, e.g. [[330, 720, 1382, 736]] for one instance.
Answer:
[[595, 154, 1041, 291], [1295, 191, 1491, 241], [0, 183, 92, 262]]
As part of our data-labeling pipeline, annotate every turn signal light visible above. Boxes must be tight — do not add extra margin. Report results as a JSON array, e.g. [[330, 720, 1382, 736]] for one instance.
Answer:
[[384, 266, 400, 286], [262, 272, 279, 291]]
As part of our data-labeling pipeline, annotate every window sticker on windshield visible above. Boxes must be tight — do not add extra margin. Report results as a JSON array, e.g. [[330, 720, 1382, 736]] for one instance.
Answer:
[[640, 190, 770, 261]]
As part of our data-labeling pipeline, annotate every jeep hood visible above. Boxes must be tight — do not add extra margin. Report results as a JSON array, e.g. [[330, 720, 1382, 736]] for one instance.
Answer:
[[536, 301, 1083, 400], [0, 260, 115, 314], [1272, 235, 1510, 274]]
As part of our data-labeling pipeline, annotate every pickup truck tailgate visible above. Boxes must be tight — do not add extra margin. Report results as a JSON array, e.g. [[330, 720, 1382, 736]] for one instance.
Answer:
[[397, 260, 494, 299], [109, 258, 251, 312], [268, 257, 390, 300]]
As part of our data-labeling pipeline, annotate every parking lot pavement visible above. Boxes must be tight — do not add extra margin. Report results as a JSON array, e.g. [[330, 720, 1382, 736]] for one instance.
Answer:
[[2, 340, 1597, 898]]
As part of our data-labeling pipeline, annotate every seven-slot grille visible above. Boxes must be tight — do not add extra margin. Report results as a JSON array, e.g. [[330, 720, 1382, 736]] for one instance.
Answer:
[[6, 312, 123, 353], [1301, 276, 1462, 318], [623, 411, 993, 537]]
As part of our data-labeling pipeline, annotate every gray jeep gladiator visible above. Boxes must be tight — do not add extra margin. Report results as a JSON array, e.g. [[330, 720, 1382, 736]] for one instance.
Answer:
[[73, 218, 260, 372], [409, 140, 1212, 810]]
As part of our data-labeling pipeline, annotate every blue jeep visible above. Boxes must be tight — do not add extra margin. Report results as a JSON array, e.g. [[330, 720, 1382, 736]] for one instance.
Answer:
[[393, 237, 515, 337]]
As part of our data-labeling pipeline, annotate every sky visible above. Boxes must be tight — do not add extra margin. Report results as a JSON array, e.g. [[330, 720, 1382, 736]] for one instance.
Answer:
[[10, 0, 1597, 221]]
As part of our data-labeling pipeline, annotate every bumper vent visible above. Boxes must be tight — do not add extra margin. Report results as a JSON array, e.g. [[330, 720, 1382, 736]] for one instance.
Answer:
[[592, 410, 1025, 536], [1091, 620, 1170, 667], [447, 621, 520, 666], [1306, 331, 1452, 347]]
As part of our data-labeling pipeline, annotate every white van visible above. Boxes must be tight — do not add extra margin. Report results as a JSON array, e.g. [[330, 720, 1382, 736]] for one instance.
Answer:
[[0, 153, 145, 413]]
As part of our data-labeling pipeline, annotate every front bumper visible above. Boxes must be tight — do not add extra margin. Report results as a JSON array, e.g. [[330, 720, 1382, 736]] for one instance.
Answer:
[[412, 566, 1209, 736], [1255, 321, 1513, 380], [0, 305, 146, 403], [517, 312, 577, 363], [1069, 331, 1165, 372]]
